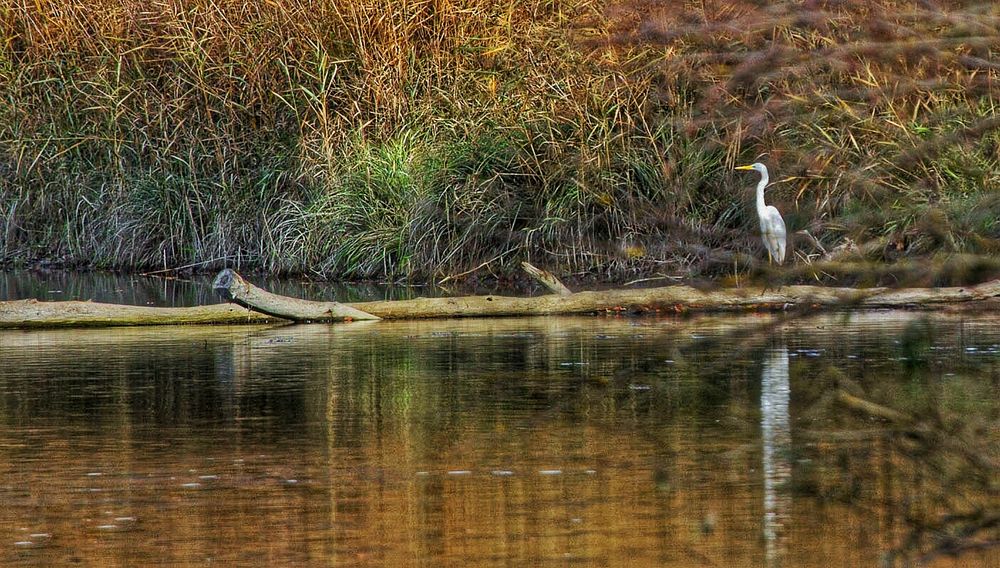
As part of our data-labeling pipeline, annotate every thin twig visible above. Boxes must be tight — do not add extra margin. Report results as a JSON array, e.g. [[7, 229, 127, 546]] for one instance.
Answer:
[[140, 256, 234, 277], [623, 275, 684, 287], [796, 229, 828, 255], [436, 250, 511, 285]]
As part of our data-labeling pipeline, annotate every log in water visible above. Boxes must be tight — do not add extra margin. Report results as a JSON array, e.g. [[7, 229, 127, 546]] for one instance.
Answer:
[[1, 270, 999, 328]]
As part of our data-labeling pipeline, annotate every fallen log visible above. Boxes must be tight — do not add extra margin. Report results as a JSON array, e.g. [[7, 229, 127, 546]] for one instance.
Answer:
[[2, 272, 1000, 329], [0, 298, 276, 328], [212, 268, 379, 322], [348, 278, 1000, 319]]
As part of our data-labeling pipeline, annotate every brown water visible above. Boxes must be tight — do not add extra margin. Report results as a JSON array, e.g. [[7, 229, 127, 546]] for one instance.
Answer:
[[0, 313, 997, 567]]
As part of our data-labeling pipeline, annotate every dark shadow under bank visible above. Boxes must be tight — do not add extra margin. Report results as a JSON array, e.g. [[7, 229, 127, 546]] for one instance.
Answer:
[[4, 253, 1000, 308], [0, 270, 437, 307]]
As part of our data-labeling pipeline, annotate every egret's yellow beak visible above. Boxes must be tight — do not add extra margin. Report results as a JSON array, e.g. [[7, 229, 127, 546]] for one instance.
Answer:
[[734, 165, 755, 170]]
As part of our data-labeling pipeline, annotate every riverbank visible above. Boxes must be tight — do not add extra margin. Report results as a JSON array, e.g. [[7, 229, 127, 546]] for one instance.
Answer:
[[2, 1, 999, 282]]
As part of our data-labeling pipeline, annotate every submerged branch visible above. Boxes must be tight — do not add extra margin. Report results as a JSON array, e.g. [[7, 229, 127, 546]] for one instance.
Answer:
[[834, 389, 913, 423]]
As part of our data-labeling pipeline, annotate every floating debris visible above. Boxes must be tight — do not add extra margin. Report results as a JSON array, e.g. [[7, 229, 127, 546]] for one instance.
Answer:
[[491, 470, 515, 477], [539, 469, 562, 475]]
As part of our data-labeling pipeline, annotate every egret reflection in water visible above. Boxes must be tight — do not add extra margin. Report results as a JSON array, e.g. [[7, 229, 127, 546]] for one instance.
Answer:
[[761, 346, 791, 567]]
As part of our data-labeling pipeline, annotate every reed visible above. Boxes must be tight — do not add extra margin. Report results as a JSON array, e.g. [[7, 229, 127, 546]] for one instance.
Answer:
[[1, 0, 998, 284]]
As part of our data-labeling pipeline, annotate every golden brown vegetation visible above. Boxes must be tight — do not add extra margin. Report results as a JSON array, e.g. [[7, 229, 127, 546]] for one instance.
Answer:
[[1, 0, 998, 283]]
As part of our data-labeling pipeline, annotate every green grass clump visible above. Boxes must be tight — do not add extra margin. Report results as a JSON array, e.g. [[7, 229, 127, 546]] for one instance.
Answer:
[[1, 0, 999, 284]]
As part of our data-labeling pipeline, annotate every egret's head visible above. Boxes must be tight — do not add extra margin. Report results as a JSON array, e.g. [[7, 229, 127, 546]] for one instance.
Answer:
[[735, 162, 768, 175]]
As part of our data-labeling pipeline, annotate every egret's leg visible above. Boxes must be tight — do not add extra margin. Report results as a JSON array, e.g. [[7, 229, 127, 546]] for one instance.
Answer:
[[761, 237, 782, 295], [761, 249, 772, 296]]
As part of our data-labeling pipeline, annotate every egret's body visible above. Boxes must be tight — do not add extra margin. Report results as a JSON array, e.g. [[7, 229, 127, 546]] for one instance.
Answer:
[[736, 163, 786, 264]]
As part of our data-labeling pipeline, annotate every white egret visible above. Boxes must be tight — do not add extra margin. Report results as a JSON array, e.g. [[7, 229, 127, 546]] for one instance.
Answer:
[[736, 163, 786, 265]]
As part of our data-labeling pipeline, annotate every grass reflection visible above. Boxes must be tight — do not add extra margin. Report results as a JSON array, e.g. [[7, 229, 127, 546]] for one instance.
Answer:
[[0, 314, 996, 566]]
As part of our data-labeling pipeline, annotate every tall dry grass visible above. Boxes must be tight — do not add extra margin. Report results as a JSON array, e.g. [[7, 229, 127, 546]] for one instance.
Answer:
[[1, 0, 998, 283]]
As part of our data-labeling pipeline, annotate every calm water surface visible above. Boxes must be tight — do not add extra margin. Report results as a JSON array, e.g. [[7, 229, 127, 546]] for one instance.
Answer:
[[0, 311, 997, 566], [0, 270, 500, 306]]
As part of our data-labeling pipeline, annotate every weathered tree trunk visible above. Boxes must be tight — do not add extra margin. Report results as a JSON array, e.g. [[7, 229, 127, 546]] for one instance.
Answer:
[[212, 268, 380, 322], [2, 271, 1000, 329], [0, 299, 276, 328], [348, 278, 1000, 319]]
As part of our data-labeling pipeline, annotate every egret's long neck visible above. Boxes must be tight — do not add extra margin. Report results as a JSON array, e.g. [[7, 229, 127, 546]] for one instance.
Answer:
[[755, 170, 769, 216]]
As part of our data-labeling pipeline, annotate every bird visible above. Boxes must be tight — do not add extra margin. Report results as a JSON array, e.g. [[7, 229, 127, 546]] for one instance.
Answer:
[[735, 162, 786, 265]]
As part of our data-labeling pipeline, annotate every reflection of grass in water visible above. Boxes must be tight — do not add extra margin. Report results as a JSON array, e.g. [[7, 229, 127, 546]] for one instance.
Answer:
[[900, 316, 935, 368], [0, 312, 995, 562], [2, 1, 1000, 281], [789, 316, 999, 565]]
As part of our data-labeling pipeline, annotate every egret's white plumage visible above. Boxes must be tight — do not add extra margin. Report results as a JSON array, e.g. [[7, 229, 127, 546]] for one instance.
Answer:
[[736, 162, 786, 264]]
